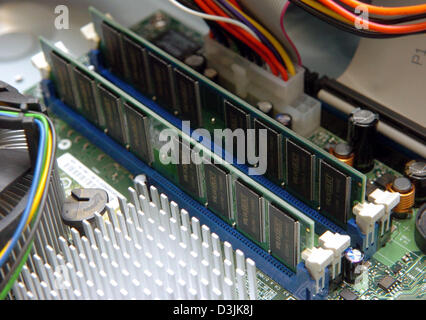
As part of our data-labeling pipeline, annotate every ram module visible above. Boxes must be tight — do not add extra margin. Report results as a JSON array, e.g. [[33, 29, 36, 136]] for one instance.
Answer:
[[89, 8, 367, 224], [40, 37, 315, 271]]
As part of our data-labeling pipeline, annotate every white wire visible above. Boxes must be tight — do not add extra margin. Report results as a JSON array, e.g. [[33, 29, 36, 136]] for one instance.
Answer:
[[167, 0, 261, 41]]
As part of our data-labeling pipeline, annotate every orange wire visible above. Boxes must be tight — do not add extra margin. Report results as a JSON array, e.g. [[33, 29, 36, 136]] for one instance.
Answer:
[[338, 0, 426, 16], [318, 0, 426, 34], [195, 0, 289, 80]]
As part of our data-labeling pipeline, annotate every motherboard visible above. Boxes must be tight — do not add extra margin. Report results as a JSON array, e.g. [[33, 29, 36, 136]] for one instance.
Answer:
[[1, 2, 424, 302]]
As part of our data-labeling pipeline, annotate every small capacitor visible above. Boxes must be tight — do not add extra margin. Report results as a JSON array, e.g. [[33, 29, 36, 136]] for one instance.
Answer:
[[405, 160, 426, 203], [203, 67, 219, 82], [343, 248, 364, 284], [276, 113, 292, 129], [348, 109, 379, 173], [330, 142, 355, 167], [184, 54, 206, 73], [387, 177, 415, 219], [257, 101, 273, 116]]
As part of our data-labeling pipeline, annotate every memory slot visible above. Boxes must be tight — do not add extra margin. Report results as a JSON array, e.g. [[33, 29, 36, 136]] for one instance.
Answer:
[[89, 7, 366, 226]]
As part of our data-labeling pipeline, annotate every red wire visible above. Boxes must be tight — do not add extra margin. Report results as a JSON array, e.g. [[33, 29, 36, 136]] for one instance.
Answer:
[[195, 0, 288, 80], [280, 2, 302, 66]]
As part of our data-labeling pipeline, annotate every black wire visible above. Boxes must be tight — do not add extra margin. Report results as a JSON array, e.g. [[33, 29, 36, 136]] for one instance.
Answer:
[[289, 0, 426, 38], [0, 108, 57, 295]]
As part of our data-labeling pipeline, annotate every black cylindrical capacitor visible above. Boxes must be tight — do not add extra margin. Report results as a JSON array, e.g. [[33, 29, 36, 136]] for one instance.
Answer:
[[276, 113, 292, 129], [348, 109, 379, 173], [405, 161, 426, 202], [184, 54, 207, 73], [343, 248, 364, 284]]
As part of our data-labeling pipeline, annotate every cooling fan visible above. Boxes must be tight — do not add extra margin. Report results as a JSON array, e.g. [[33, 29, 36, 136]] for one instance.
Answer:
[[0, 81, 65, 299]]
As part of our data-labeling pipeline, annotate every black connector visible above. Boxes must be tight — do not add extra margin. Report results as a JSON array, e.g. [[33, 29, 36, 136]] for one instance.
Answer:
[[0, 80, 46, 114]]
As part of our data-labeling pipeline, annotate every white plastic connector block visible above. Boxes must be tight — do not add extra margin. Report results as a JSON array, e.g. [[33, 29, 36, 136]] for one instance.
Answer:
[[281, 94, 321, 137], [368, 189, 400, 235], [302, 247, 334, 293], [353, 202, 385, 248], [319, 231, 350, 279], [80, 22, 100, 50], [204, 37, 321, 137]]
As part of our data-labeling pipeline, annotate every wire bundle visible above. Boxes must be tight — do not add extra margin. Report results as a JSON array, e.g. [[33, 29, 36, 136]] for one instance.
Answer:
[[290, 0, 426, 38], [0, 109, 56, 299], [169, 0, 300, 81]]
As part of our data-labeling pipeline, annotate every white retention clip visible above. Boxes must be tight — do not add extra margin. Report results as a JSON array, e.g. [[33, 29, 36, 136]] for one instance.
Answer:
[[54, 41, 69, 54], [31, 51, 50, 79], [302, 247, 334, 294], [32, 41, 69, 79], [319, 231, 350, 279], [368, 189, 400, 235], [80, 22, 100, 49], [353, 202, 385, 248]]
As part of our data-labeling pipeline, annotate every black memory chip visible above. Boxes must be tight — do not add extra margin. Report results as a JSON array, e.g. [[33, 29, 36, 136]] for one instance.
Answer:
[[50, 52, 76, 109], [123, 36, 150, 95], [339, 288, 358, 300], [268, 203, 299, 269], [224, 100, 250, 162], [286, 140, 314, 201], [73, 67, 100, 126], [378, 275, 397, 292], [320, 160, 351, 224], [224, 100, 250, 132], [123, 102, 152, 164], [235, 180, 263, 242], [153, 30, 200, 61], [148, 52, 174, 110], [204, 163, 231, 220], [101, 22, 126, 76], [254, 119, 283, 181], [97, 84, 125, 145], [175, 139, 202, 197], [174, 69, 202, 127]]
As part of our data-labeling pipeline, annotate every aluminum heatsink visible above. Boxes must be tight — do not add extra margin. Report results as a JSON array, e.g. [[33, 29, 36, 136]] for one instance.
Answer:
[[13, 176, 258, 300]]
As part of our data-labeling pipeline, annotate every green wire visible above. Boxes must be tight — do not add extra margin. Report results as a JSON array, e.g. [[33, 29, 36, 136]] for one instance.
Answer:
[[0, 110, 50, 299], [0, 240, 34, 299]]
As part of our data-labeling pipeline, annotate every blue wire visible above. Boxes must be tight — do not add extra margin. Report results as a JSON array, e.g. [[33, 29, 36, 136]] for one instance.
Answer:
[[0, 112, 46, 267]]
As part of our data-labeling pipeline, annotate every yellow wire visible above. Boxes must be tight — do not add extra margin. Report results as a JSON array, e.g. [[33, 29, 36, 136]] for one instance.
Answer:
[[226, 0, 297, 76], [0, 241, 10, 258], [301, 0, 352, 24], [26, 130, 53, 227], [0, 129, 53, 258]]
